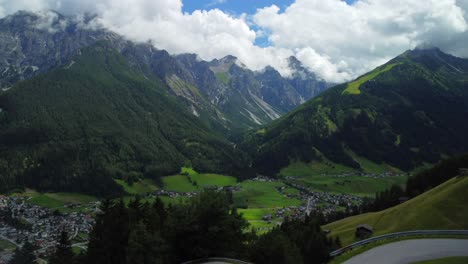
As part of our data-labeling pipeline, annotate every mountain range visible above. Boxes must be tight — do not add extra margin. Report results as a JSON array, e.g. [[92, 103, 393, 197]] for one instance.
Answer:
[[0, 11, 329, 194], [1, 10, 468, 195], [245, 47, 468, 175], [0, 10, 329, 132]]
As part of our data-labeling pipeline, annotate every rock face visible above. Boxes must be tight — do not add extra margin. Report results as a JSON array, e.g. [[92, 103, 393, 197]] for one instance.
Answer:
[[0, 11, 126, 90], [0, 10, 330, 131]]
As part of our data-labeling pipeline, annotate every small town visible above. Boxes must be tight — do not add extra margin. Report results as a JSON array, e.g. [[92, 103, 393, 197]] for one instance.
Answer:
[[0, 174, 367, 263], [0, 196, 98, 263]]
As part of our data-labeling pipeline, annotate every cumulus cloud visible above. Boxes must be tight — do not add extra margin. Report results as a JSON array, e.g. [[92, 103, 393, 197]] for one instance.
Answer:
[[0, 0, 467, 82], [0, 0, 295, 77], [254, 0, 468, 81]]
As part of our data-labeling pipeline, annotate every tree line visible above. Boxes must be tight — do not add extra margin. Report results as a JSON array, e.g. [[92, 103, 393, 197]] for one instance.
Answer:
[[10, 190, 340, 264]]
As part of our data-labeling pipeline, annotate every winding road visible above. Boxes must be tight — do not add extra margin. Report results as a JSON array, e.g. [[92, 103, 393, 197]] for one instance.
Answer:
[[0, 235, 19, 247], [343, 239, 468, 264]]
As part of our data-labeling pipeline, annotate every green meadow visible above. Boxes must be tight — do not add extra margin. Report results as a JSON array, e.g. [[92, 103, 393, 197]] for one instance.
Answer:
[[294, 175, 407, 197], [324, 176, 468, 246], [162, 167, 237, 192], [342, 63, 401, 95], [280, 160, 407, 196], [233, 181, 302, 208], [115, 178, 159, 194], [238, 208, 280, 233], [10, 190, 97, 213]]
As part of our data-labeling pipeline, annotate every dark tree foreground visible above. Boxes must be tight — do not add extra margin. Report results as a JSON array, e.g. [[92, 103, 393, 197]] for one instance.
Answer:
[[81, 190, 338, 264]]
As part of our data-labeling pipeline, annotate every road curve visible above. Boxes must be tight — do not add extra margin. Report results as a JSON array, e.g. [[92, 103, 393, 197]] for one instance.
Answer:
[[0, 235, 19, 247], [343, 239, 468, 264]]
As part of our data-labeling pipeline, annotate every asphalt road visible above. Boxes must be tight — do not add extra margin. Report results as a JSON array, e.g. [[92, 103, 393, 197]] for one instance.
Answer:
[[343, 239, 468, 264]]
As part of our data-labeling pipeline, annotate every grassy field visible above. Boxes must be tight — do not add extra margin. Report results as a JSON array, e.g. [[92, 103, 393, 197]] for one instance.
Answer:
[[342, 63, 401, 95], [233, 181, 302, 208], [280, 161, 357, 176], [115, 178, 159, 194], [324, 176, 468, 246], [11, 190, 97, 213], [191, 173, 237, 187], [280, 150, 403, 177], [162, 167, 237, 192], [238, 208, 280, 233], [297, 175, 407, 197], [162, 175, 198, 192], [238, 208, 276, 221], [412, 257, 468, 264], [280, 159, 407, 196]]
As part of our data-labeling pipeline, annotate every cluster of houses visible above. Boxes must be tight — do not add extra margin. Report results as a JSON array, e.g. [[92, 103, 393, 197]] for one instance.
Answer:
[[0, 196, 98, 262], [258, 180, 364, 226], [147, 185, 242, 200], [331, 171, 407, 179]]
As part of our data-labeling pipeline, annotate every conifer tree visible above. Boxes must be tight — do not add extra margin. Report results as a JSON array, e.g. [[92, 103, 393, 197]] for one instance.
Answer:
[[49, 230, 74, 264], [9, 241, 37, 264]]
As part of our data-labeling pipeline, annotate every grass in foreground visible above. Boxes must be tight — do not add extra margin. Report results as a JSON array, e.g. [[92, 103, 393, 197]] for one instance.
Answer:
[[324, 176, 468, 246], [412, 256, 468, 264]]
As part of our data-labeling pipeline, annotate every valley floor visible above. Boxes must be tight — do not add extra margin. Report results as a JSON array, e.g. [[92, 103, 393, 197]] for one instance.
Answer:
[[0, 166, 419, 259]]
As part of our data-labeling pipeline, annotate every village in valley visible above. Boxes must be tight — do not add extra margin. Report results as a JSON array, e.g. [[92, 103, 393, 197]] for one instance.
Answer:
[[0, 172, 399, 262], [0, 195, 98, 263]]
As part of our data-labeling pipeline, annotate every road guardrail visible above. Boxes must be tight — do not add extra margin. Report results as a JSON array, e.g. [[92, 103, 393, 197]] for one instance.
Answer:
[[181, 257, 253, 264], [329, 229, 468, 257]]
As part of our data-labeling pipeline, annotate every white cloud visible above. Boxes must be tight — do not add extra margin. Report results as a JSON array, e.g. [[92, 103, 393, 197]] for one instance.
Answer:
[[254, 0, 468, 81], [0, 0, 467, 82]]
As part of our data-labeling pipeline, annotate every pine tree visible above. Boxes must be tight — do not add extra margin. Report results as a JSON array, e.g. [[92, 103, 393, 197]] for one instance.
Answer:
[[9, 241, 37, 264], [86, 199, 129, 264], [49, 230, 74, 264]]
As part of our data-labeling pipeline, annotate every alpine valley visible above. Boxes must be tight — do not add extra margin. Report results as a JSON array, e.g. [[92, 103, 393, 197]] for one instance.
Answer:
[[0, 9, 468, 264], [0, 11, 328, 195]]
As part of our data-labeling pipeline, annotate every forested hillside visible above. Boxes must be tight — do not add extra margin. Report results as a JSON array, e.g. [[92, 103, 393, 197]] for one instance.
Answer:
[[0, 42, 246, 196], [245, 48, 468, 175]]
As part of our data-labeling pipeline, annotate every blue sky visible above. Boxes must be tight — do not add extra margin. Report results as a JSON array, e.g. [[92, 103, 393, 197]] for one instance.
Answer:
[[183, 0, 356, 15]]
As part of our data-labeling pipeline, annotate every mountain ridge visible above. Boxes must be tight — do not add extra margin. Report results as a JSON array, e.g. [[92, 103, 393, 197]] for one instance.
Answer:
[[244, 48, 468, 175], [0, 41, 247, 195], [0, 10, 330, 132]]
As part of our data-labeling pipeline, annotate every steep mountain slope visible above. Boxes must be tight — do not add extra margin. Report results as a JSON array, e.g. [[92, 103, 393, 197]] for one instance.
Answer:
[[324, 175, 468, 245], [0, 42, 246, 196], [245, 48, 468, 175], [0, 11, 329, 133], [0, 10, 126, 90]]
